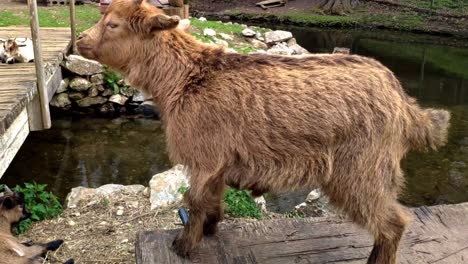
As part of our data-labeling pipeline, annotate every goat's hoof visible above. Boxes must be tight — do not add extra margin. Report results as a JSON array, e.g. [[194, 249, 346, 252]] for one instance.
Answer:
[[172, 234, 192, 258], [64, 259, 75, 264], [46, 239, 64, 251]]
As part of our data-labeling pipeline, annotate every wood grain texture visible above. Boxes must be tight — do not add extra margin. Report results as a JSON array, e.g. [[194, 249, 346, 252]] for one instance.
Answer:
[[136, 203, 468, 264], [0, 27, 70, 134]]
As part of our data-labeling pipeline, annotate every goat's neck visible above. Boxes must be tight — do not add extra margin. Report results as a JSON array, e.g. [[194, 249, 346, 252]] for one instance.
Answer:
[[0, 216, 12, 235], [124, 30, 222, 114]]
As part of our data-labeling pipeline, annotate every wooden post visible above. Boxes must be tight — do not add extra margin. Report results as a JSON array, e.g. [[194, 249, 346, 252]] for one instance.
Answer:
[[27, 0, 51, 129], [70, 0, 76, 53]]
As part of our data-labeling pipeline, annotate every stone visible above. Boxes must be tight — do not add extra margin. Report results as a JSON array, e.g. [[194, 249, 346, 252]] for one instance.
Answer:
[[76, 96, 107, 107], [240, 24, 248, 28], [65, 55, 104, 75], [219, 33, 234, 41], [102, 89, 114, 97], [96, 85, 105, 92], [306, 189, 322, 202], [134, 100, 160, 118], [90, 74, 104, 84], [132, 91, 146, 102], [65, 184, 146, 208], [198, 17, 207, 22], [214, 38, 229, 48], [88, 85, 99, 97], [50, 93, 71, 108], [333, 47, 350, 54], [287, 38, 297, 47], [69, 92, 86, 101], [254, 196, 267, 213], [116, 209, 124, 216], [109, 94, 128, 105], [264, 30, 293, 45], [56, 78, 69, 93], [149, 165, 189, 210], [177, 19, 191, 32], [267, 43, 294, 55], [69, 77, 92, 91], [242, 28, 256, 37], [248, 39, 268, 50], [68, 220, 76, 226], [290, 44, 310, 55], [226, 48, 238, 53], [99, 103, 115, 114], [120, 87, 136, 97], [203, 28, 216, 37]]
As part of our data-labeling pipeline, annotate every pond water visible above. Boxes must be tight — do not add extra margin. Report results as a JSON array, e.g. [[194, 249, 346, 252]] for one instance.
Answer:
[[2, 28, 468, 212]]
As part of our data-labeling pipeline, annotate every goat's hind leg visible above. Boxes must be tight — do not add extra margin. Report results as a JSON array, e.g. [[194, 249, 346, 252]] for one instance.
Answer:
[[172, 175, 225, 257]]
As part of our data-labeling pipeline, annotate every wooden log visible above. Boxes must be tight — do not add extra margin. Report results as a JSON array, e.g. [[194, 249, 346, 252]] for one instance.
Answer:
[[27, 0, 51, 130], [136, 203, 468, 264], [169, 0, 183, 7], [69, 0, 76, 53], [183, 4, 189, 19]]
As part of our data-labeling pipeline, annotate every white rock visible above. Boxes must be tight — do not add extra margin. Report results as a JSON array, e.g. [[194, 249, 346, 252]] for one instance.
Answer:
[[241, 28, 256, 37], [149, 165, 189, 210], [295, 202, 307, 209], [68, 220, 76, 226], [64, 55, 104, 75], [240, 24, 248, 28], [254, 196, 267, 213], [226, 48, 238, 53], [198, 17, 207, 22], [267, 42, 294, 56], [214, 38, 229, 48], [121, 239, 129, 243], [219, 33, 234, 41], [289, 44, 310, 55], [65, 184, 145, 208], [306, 189, 322, 202], [177, 19, 191, 32], [203, 28, 217, 37], [132, 91, 146, 102], [248, 39, 268, 50], [264, 30, 293, 45], [100, 221, 107, 225], [109, 94, 129, 105], [333, 47, 350, 54], [116, 209, 124, 216]]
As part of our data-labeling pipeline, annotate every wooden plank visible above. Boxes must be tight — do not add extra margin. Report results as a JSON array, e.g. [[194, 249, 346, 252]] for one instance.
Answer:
[[0, 109, 29, 178], [136, 203, 468, 264]]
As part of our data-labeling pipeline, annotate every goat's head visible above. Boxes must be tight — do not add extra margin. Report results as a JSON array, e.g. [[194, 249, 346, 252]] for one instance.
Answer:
[[0, 186, 30, 225], [2, 39, 21, 64], [77, 0, 180, 70]]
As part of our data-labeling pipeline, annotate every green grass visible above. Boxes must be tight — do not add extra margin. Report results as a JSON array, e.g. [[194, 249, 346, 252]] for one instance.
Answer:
[[0, 5, 100, 33], [401, 0, 468, 14], [190, 18, 246, 34]]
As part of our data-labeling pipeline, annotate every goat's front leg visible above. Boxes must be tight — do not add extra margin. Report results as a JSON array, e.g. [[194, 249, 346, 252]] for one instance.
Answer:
[[172, 176, 224, 257]]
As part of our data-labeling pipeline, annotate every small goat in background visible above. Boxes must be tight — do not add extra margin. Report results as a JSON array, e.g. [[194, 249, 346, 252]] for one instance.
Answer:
[[0, 38, 34, 64], [0, 186, 74, 264]]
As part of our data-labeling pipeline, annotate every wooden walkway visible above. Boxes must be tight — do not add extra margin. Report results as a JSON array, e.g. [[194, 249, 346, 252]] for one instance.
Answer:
[[0, 27, 70, 177], [136, 202, 468, 264]]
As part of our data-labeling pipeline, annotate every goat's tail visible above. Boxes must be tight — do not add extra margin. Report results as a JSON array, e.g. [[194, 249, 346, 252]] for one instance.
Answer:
[[408, 108, 450, 150]]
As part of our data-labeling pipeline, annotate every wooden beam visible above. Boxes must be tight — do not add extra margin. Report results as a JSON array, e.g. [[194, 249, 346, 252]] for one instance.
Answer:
[[0, 109, 29, 178], [136, 203, 468, 264], [69, 0, 77, 53], [27, 0, 51, 130]]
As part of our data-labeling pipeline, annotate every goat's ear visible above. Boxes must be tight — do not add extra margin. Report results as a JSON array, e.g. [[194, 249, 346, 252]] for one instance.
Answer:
[[148, 14, 180, 31], [1, 196, 14, 209]]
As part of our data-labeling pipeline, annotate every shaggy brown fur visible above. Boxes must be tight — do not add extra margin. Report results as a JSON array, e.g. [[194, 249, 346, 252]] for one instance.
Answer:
[[77, 1, 451, 263], [0, 191, 74, 264]]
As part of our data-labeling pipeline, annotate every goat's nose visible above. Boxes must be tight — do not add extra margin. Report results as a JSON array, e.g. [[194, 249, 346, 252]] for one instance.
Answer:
[[77, 32, 87, 40]]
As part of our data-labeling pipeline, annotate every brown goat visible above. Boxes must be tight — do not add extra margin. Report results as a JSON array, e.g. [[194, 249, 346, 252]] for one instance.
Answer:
[[0, 188, 74, 264], [77, 1, 450, 263]]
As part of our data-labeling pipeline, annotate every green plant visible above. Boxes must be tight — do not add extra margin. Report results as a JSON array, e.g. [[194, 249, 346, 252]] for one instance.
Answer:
[[177, 186, 189, 195], [0, 182, 62, 234], [104, 68, 123, 94], [223, 187, 263, 219], [285, 210, 305, 218]]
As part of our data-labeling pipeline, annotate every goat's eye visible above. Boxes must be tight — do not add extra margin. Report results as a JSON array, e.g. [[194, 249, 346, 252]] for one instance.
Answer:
[[107, 23, 118, 29]]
